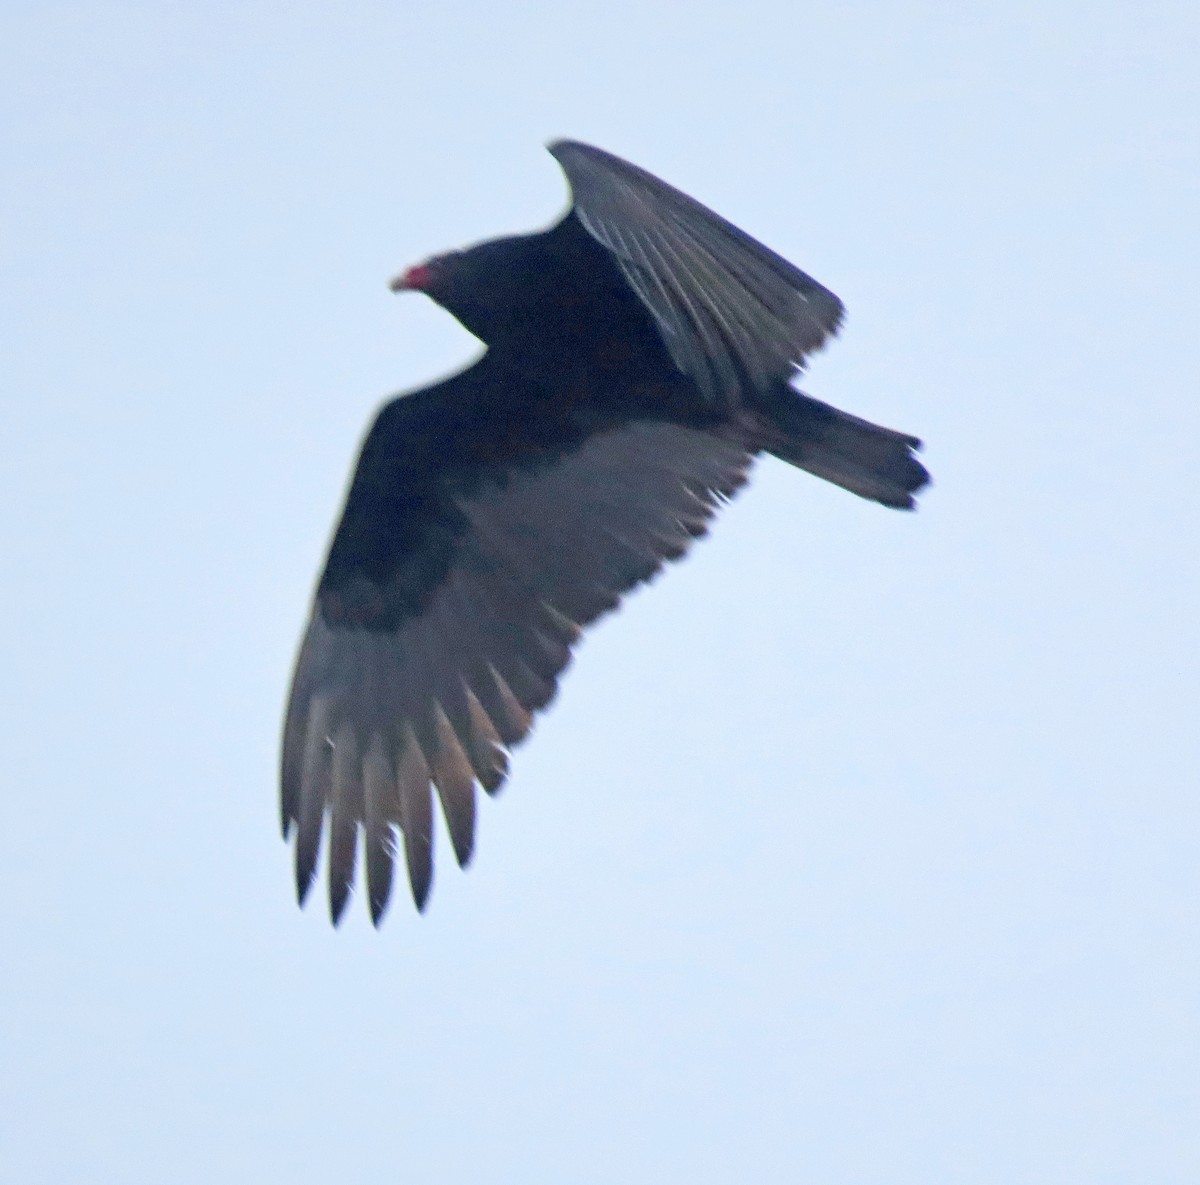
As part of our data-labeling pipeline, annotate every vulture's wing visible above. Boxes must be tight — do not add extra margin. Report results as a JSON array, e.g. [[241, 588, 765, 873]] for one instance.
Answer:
[[282, 357, 756, 924], [549, 139, 845, 408]]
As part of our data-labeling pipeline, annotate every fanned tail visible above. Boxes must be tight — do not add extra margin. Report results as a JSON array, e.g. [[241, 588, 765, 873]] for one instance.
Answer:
[[749, 391, 930, 510]]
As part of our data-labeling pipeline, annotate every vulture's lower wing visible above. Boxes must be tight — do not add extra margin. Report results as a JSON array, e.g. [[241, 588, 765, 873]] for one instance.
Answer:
[[549, 139, 845, 408], [282, 369, 756, 924]]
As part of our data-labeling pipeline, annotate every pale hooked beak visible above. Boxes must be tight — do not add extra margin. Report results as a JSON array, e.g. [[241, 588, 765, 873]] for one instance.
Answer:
[[389, 263, 432, 293]]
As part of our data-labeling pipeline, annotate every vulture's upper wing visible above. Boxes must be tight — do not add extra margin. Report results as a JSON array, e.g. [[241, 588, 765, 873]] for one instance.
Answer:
[[549, 139, 845, 408], [282, 356, 756, 924]]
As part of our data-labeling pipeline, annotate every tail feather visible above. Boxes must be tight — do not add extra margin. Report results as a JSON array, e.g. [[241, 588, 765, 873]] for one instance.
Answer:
[[749, 392, 930, 510]]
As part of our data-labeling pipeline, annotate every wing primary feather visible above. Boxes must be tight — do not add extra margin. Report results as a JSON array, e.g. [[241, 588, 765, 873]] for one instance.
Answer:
[[658, 208, 803, 381], [430, 700, 478, 868], [403, 602, 477, 864], [327, 725, 362, 925], [396, 724, 435, 911], [363, 735, 398, 926], [280, 680, 309, 838], [294, 694, 334, 906], [432, 576, 513, 791], [462, 684, 510, 795], [477, 661, 535, 744]]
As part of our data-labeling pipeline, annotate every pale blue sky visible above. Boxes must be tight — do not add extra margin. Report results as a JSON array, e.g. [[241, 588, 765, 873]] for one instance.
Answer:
[[4, 3, 1198, 1182]]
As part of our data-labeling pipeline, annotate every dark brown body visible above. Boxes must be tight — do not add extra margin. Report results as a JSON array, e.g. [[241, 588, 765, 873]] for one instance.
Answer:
[[283, 141, 929, 923]]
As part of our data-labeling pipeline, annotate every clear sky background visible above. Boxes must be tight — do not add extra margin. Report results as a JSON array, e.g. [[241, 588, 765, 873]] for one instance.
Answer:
[[4, 3, 1198, 1182]]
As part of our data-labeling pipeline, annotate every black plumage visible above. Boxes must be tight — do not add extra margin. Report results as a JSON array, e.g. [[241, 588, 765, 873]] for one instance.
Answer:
[[282, 140, 929, 925]]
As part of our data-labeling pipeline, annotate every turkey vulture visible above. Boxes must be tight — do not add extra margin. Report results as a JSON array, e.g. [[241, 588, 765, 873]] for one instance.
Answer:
[[282, 140, 929, 925]]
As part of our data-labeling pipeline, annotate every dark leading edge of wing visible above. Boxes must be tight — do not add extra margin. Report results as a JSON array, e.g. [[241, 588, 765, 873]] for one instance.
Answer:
[[282, 139, 928, 925], [548, 139, 846, 408], [281, 356, 757, 925]]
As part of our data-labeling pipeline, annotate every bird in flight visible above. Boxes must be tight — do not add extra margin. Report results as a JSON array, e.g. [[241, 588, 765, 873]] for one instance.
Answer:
[[282, 140, 929, 925]]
